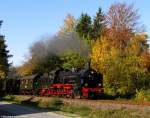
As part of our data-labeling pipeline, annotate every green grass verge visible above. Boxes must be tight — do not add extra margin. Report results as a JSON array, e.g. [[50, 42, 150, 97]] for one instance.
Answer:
[[2, 95, 150, 118]]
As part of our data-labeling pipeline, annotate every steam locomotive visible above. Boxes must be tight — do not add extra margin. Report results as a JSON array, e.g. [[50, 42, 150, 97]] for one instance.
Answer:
[[2, 67, 103, 99]]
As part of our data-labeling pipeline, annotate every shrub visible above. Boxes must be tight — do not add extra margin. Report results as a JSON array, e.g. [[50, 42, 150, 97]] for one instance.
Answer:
[[48, 98, 63, 111], [135, 89, 150, 102], [4, 95, 15, 101]]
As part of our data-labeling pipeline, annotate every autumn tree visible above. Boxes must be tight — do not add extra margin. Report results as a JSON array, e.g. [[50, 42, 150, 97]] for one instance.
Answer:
[[59, 14, 77, 35], [105, 2, 140, 48], [91, 34, 150, 96], [91, 3, 150, 96], [16, 58, 35, 76]]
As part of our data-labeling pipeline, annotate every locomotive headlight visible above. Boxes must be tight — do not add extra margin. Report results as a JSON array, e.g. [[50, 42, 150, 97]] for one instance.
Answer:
[[85, 83, 88, 87], [98, 83, 102, 87]]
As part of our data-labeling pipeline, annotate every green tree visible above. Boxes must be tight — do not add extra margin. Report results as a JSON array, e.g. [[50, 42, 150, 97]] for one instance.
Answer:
[[0, 21, 12, 79], [76, 13, 92, 41], [36, 55, 61, 73], [61, 51, 85, 70], [91, 7, 105, 40]]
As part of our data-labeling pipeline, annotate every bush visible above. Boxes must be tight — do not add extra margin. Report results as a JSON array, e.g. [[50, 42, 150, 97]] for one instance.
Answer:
[[135, 89, 150, 102], [48, 98, 63, 111], [3, 95, 15, 101]]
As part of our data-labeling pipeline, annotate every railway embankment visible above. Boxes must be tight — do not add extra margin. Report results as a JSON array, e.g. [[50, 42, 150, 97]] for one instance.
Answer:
[[2, 95, 150, 118]]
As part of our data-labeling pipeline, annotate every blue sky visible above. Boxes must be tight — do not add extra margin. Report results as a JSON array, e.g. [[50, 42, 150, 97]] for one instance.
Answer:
[[0, 0, 150, 66]]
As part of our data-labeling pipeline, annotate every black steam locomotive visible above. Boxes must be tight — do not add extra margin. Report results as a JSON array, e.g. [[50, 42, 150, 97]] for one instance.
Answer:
[[1, 68, 103, 98]]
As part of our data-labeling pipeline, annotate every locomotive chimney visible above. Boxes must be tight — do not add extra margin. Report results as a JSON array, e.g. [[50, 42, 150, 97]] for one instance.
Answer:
[[85, 59, 91, 70], [88, 59, 91, 70]]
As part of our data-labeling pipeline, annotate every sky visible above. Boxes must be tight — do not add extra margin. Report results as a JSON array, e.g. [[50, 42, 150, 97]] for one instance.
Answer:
[[0, 0, 150, 66]]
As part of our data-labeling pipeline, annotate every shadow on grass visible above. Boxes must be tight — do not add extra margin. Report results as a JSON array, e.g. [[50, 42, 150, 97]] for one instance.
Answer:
[[20, 97, 39, 108]]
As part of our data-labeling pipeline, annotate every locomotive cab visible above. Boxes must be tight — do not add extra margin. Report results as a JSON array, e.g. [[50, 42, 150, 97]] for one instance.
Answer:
[[80, 69, 103, 98]]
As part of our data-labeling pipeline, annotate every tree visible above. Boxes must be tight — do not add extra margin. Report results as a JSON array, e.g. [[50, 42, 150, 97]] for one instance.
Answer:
[[91, 7, 105, 40], [61, 51, 85, 70], [105, 2, 140, 48], [91, 3, 150, 96], [106, 3, 139, 31], [34, 55, 61, 74], [91, 33, 150, 96], [59, 14, 77, 35], [76, 13, 92, 41], [0, 21, 12, 79], [16, 59, 35, 76]]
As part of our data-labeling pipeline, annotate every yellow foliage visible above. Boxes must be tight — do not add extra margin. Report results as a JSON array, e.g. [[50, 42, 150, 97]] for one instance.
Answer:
[[91, 36, 120, 73], [59, 14, 76, 35], [0, 70, 6, 79], [16, 58, 37, 76], [90, 33, 150, 95], [91, 33, 149, 73]]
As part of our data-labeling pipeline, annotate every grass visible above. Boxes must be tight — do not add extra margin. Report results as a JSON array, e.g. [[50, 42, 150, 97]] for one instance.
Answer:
[[2, 95, 150, 118], [88, 109, 145, 118], [62, 105, 91, 117]]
